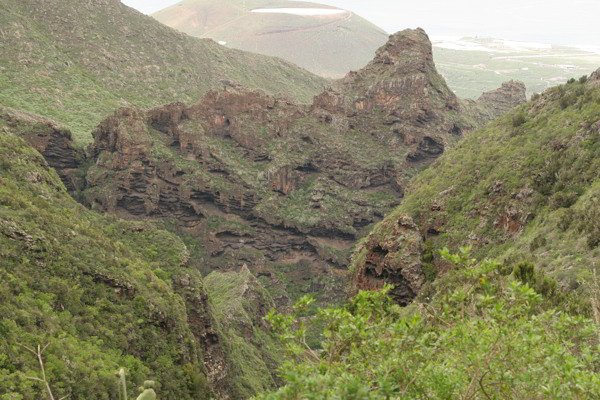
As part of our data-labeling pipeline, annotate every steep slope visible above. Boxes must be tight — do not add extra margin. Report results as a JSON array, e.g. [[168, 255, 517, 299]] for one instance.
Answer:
[[204, 265, 282, 396], [153, 0, 388, 78], [0, 0, 327, 144], [351, 69, 600, 304], [0, 28, 529, 399], [0, 116, 281, 400], [0, 106, 86, 192], [0, 132, 210, 399], [82, 29, 525, 314]]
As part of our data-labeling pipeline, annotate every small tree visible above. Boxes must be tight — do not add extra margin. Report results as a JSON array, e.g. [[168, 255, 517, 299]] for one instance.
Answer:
[[18, 343, 69, 400], [512, 111, 527, 127]]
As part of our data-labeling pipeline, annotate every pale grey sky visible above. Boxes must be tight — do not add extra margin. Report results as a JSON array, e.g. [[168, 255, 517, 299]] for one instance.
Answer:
[[121, 0, 599, 46]]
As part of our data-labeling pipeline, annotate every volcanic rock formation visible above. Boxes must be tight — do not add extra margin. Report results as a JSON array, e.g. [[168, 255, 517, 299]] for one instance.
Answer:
[[0, 107, 85, 192], [83, 29, 526, 309], [352, 214, 424, 305]]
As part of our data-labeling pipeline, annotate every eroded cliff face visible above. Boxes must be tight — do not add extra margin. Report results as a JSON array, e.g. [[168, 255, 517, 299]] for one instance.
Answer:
[[313, 28, 464, 166], [83, 29, 526, 311], [0, 107, 85, 192], [352, 72, 600, 309], [352, 215, 424, 305], [462, 80, 528, 123]]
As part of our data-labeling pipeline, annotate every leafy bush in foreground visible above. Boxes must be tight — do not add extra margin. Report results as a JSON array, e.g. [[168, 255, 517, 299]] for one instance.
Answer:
[[260, 249, 600, 400]]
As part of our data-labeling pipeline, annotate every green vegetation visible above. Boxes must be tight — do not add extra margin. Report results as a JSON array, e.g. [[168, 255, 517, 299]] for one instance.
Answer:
[[0, 133, 219, 399], [2, 118, 298, 400], [356, 76, 600, 292], [262, 249, 600, 399], [205, 268, 280, 398], [433, 38, 600, 98], [0, 0, 326, 145]]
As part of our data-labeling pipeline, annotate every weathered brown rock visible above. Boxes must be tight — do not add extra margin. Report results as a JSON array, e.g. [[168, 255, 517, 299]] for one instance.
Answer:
[[83, 29, 526, 307], [352, 214, 424, 305], [312, 28, 464, 168], [340, 28, 460, 114], [0, 107, 85, 192], [459, 79, 528, 129], [476, 80, 527, 117], [589, 67, 600, 83]]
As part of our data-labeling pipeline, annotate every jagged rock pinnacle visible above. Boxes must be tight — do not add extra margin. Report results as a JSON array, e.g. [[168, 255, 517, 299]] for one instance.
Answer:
[[476, 80, 527, 115]]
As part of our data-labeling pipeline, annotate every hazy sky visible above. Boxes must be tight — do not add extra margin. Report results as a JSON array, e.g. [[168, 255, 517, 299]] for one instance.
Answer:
[[121, 0, 599, 46]]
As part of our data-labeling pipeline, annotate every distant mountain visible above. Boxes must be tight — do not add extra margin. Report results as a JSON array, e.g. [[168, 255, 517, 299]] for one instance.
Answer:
[[152, 0, 389, 78], [0, 0, 327, 144]]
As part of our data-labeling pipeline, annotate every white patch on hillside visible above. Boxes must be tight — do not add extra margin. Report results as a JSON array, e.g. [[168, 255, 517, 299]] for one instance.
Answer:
[[433, 41, 496, 52], [250, 8, 347, 16], [574, 45, 600, 54], [498, 40, 552, 50], [432, 37, 559, 53]]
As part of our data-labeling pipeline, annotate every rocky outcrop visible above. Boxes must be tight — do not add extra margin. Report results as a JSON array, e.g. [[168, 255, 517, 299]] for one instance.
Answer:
[[461, 80, 527, 125], [589, 67, 600, 84], [313, 28, 464, 167], [83, 29, 526, 312], [476, 80, 527, 117], [338, 28, 460, 114], [352, 215, 424, 305], [172, 273, 230, 394], [0, 107, 85, 192]]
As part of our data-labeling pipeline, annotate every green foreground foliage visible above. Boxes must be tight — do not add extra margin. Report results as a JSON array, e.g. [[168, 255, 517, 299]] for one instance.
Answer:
[[0, 131, 212, 399], [261, 249, 600, 400]]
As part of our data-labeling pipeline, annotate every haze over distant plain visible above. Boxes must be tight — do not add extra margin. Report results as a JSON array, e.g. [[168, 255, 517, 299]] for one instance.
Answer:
[[121, 0, 599, 46]]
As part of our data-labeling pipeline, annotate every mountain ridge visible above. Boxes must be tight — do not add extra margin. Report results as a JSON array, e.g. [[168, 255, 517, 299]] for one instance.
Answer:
[[0, 12, 535, 397], [351, 68, 600, 305], [152, 0, 389, 78], [0, 0, 327, 144], [80, 28, 526, 319]]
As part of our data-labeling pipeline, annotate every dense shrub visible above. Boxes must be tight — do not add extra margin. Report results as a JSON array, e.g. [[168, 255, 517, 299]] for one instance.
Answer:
[[529, 234, 547, 251], [560, 93, 577, 109], [512, 111, 527, 127], [549, 190, 578, 210], [261, 249, 600, 400], [557, 208, 575, 231]]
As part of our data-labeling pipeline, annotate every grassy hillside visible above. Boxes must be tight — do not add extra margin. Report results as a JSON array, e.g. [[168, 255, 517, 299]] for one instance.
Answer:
[[0, 0, 327, 145], [0, 115, 287, 399], [352, 70, 600, 298], [153, 0, 388, 78], [0, 131, 213, 399]]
